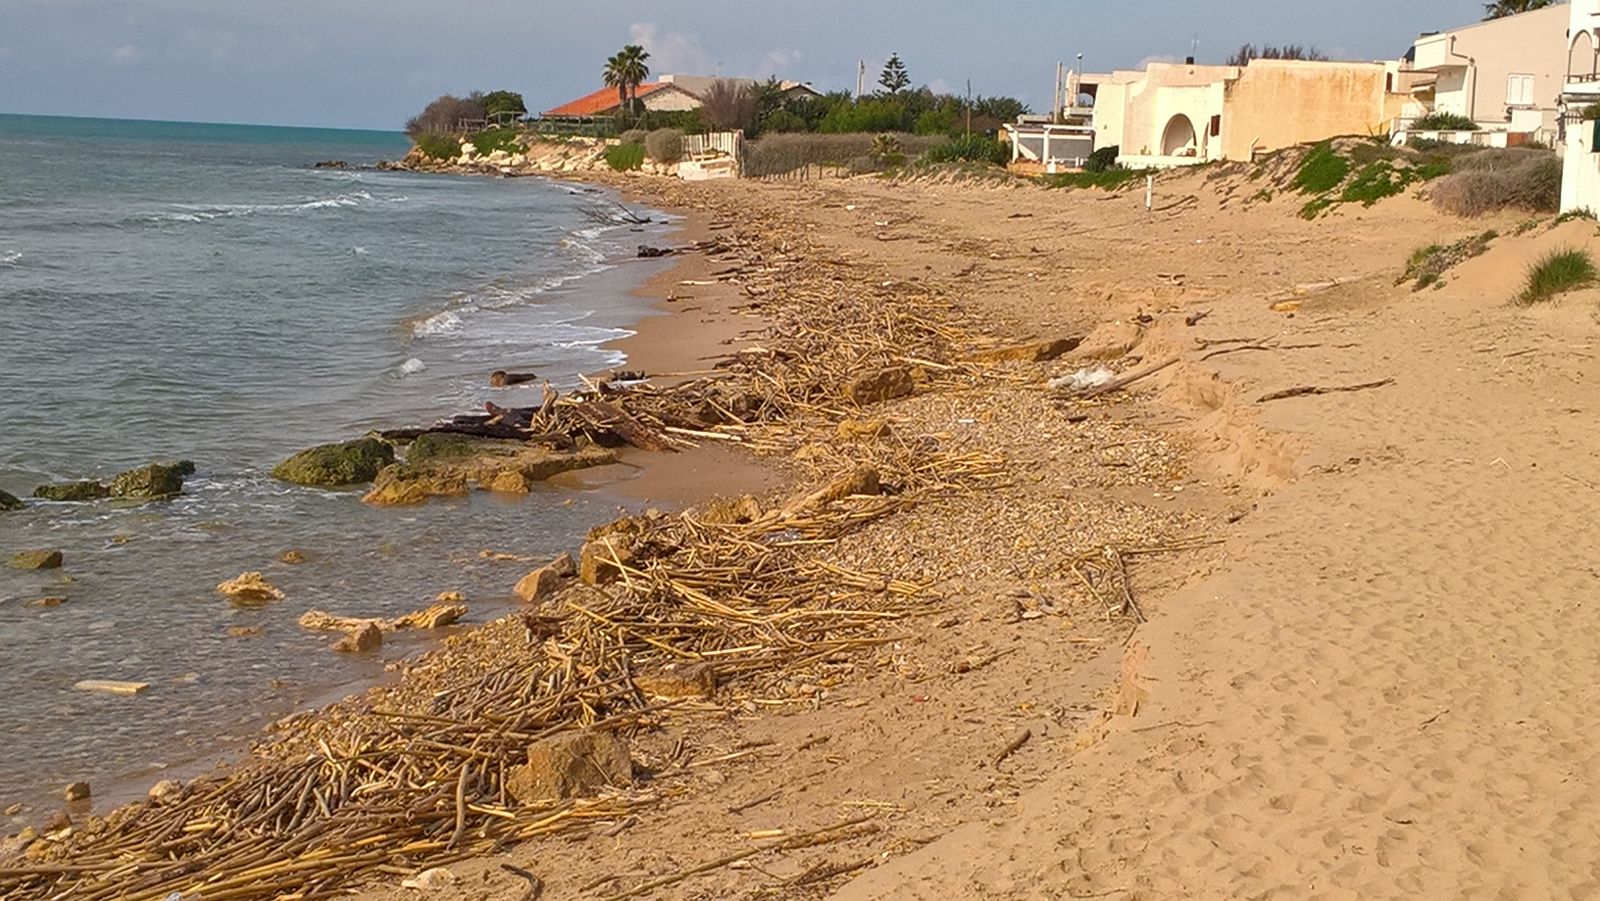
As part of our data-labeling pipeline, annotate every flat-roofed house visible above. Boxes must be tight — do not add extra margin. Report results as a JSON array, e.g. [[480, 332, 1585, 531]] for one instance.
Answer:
[[1404, 4, 1570, 145]]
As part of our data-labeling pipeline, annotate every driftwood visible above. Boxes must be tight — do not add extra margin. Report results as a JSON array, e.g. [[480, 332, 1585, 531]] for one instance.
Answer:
[[570, 400, 676, 453], [1075, 356, 1181, 398], [379, 423, 572, 445], [490, 371, 539, 388], [1257, 378, 1394, 403]]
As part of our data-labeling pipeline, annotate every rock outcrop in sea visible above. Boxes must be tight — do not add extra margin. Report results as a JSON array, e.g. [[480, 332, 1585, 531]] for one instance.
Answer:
[[271, 438, 395, 487]]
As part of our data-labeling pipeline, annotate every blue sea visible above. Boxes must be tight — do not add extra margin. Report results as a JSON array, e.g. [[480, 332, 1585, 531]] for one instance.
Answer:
[[0, 114, 673, 813]]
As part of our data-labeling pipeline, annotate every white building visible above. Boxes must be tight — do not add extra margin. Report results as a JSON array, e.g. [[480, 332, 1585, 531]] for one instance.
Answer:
[[1562, 0, 1600, 212]]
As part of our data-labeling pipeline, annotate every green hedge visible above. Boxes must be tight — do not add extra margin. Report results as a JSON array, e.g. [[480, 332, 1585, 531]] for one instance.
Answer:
[[604, 142, 646, 171]]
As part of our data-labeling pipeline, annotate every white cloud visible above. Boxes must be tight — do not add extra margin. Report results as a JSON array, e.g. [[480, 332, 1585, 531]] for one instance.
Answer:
[[628, 22, 713, 77], [762, 48, 802, 75], [110, 45, 144, 65]]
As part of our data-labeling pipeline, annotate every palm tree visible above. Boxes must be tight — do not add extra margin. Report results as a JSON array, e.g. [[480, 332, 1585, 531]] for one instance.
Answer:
[[1483, 0, 1554, 19], [603, 52, 629, 113], [602, 45, 652, 116]]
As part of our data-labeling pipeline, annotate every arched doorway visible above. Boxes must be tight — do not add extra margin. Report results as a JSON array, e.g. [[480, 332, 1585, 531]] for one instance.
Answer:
[[1160, 114, 1198, 157], [1572, 30, 1596, 80]]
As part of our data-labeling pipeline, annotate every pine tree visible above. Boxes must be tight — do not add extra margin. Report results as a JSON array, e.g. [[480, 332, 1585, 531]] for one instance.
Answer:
[[879, 54, 910, 96]]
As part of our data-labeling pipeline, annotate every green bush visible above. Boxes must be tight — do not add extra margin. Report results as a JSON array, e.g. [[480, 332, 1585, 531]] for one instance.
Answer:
[[1084, 145, 1120, 173], [819, 98, 913, 134], [465, 126, 520, 156], [604, 142, 646, 171], [922, 134, 1009, 167], [1412, 112, 1479, 131], [1293, 142, 1351, 194], [645, 128, 684, 163], [1340, 161, 1409, 207], [1518, 248, 1598, 305], [762, 109, 808, 133], [414, 132, 459, 161]]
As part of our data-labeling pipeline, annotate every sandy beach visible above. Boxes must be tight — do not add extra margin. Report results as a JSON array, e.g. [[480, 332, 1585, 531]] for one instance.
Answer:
[[10, 160, 1600, 900]]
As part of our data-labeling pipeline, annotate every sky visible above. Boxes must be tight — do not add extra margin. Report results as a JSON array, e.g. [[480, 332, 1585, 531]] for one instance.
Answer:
[[0, 0, 1510, 131]]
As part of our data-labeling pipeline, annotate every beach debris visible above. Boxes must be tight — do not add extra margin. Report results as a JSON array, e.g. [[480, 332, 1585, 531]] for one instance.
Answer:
[[836, 417, 892, 442], [74, 680, 150, 697], [298, 603, 466, 634], [108, 461, 192, 500], [966, 337, 1082, 364], [500, 864, 544, 901], [691, 494, 763, 525], [332, 623, 383, 654], [1257, 378, 1395, 403], [0, 489, 22, 511], [845, 366, 915, 406], [279, 548, 310, 564], [216, 571, 286, 606], [148, 780, 183, 806], [1064, 357, 1181, 399], [272, 438, 395, 487], [401, 867, 458, 891], [9, 549, 63, 570], [63, 782, 91, 803], [32, 480, 111, 502], [3, 803, 23, 816], [490, 370, 540, 387], [1047, 365, 1116, 392], [636, 245, 675, 258], [26, 596, 66, 608], [992, 728, 1033, 769], [505, 731, 632, 804]]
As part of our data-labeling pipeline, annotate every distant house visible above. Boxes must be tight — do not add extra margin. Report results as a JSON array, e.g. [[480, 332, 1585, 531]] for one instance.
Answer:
[[1561, 0, 1600, 212], [1089, 58, 1410, 168], [1401, 3, 1569, 145], [543, 75, 820, 120]]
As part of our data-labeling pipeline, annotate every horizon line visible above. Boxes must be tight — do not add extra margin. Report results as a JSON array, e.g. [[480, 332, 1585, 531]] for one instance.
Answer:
[[0, 109, 404, 135]]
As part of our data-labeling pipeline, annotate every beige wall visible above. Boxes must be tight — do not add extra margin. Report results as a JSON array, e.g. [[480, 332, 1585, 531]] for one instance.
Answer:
[[1221, 61, 1394, 159], [643, 89, 701, 113], [1411, 4, 1568, 133]]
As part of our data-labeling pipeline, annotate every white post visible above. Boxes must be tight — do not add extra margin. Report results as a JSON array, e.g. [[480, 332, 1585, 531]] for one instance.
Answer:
[[1146, 175, 1154, 212]]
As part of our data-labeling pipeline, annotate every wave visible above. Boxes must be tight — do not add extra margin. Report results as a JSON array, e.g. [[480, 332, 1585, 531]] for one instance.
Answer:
[[149, 191, 406, 224], [0, 251, 20, 267], [409, 309, 463, 338], [395, 357, 427, 377]]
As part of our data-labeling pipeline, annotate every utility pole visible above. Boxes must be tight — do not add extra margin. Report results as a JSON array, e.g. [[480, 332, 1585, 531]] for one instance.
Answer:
[[966, 78, 973, 136], [856, 60, 866, 100], [1053, 61, 1063, 124]]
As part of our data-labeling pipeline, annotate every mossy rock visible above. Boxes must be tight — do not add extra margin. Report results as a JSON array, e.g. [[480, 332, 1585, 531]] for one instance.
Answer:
[[0, 489, 24, 511], [109, 462, 191, 500], [272, 438, 394, 487], [33, 481, 111, 502], [404, 432, 529, 464]]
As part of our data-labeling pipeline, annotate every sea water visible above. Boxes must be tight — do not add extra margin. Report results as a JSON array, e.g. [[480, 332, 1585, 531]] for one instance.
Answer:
[[0, 114, 672, 813]]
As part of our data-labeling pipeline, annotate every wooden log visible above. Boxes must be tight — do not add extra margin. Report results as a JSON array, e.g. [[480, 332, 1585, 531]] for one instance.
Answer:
[[1077, 356, 1181, 398], [570, 400, 676, 453], [490, 371, 539, 388]]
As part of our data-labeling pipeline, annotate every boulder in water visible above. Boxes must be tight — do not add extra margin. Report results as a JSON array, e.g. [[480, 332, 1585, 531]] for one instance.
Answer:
[[216, 571, 285, 606], [108, 461, 190, 500], [10, 550, 63, 570], [272, 438, 394, 487], [0, 489, 22, 511], [33, 481, 110, 502]]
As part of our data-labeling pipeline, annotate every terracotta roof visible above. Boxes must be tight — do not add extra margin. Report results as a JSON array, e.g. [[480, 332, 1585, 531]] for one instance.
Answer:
[[543, 82, 672, 118]]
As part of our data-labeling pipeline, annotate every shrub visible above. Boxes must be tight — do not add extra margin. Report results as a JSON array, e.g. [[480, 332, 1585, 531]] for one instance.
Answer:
[[1340, 161, 1409, 206], [700, 79, 757, 131], [762, 109, 808, 133], [465, 126, 520, 156], [645, 128, 684, 163], [414, 132, 459, 161], [1580, 103, 1600, 121], [1084, 145, 1120, 173], [922, 134, 1009, 167], [604, 142, 646, 172], [1412, 112, 1479, 131], [1430, 149, 1562, 217], [405, 93, 486, 137], [1518, 248, 1598, 305], [743, 133, 941, 177], [617, 129, 648, 146], [1293, 142, 1350, 194], [1040, 168, 1150, 191], [1398, 231, 1496, 290]]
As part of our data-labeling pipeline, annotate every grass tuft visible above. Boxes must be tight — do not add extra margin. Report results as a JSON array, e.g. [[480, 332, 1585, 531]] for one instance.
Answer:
[[1518, 248, 1598, 305], [1293, 142, 1351, 195]]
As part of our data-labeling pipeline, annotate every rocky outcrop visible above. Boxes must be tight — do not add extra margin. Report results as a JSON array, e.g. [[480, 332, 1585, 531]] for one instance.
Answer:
[[333, 623, 383, 654], [10, 550, 63, 570], [272, 438, 394, 487], [363, 439, 616, 506], [0, 489, 22, 511], [504, 731, 631, 804], [108, 461, 191, 500], [33, 481, 111, 502], [216, 571, 285, 606], [514, 563, 564, 603]]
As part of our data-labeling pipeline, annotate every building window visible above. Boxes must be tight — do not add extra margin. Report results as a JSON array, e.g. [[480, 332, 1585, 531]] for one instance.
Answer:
[[1209, 115, 1221, 137], [1507, 74, 1535, 107]]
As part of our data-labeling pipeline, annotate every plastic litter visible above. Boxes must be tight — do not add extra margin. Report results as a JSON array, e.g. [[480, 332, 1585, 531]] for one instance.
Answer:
[[1047, 365, 1116, 392]]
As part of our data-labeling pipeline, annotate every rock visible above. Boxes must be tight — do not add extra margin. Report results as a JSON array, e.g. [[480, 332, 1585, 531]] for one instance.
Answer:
[[404, 432, 524, 464], [148, 779, 183, 805], [489, 370, 538, 387], [392, 604, 466, 629], [0, 489, 22, 511], [482, 468, 533, 494], [361, 464, 470, 506], [42, 811, 71, 835], [579, 523, 643, 586], [634, 663, 717, 700], [108, 461, 190, 499], [1071, 320, 1144, 362], [33, 481, 110, 502], [25, 597, 66, 608], [272, 438, 395, 487], [435, 590, 464, 603], [279, 549, 310, 564], [514, 565, 564, 603], [401, 867, 458, 891], [966, 337, 1083, 364], [74, 680, 150, 696], [504, 730, 632, 804], [333, 623, 383, 653], [216, 571, 285, 606], [844, 366, 915, 406], [10, 550, 63, 570], [692, 494, 764, 525], [3, 803, 23, 816], [227, 626, 262, 638], [63, 782, 90, 802], [549, 551, 576, 578], [312, 160, 348, 169], [0, 826, 38, 860]]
